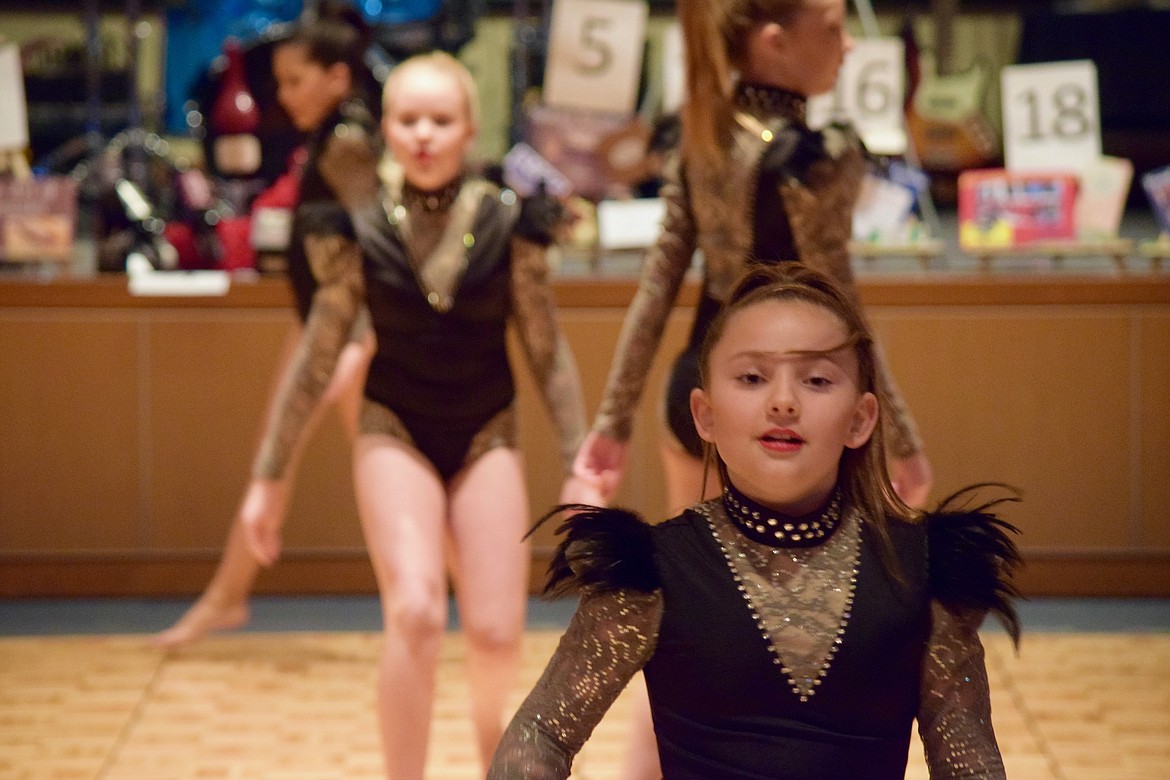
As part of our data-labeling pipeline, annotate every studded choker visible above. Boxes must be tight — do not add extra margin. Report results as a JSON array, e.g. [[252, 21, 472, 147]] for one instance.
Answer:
[[735, 82, 808, 122], [721, 483, 842, 548], [401, 177, 462, 212]]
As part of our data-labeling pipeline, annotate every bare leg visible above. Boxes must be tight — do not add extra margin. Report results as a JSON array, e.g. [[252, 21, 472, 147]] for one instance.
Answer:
[[152, 337, 371, 649], [356, 435, 448, 780], [151, 520, 259, 648], [448, 447, 529, 770], [621, 441, 718, 779]]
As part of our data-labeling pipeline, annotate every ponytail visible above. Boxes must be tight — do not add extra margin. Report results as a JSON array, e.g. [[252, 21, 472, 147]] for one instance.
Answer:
[[678, 0, 808, 168], [679, 0, 734, 169]]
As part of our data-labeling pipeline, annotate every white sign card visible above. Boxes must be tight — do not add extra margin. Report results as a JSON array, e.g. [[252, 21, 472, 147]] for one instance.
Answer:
[[544, 0, 649, 115], [661, 21, 684, 114], [808, 38, 905, 155], [0, 43, 29, 150], [1001, 60, 1101, 172]]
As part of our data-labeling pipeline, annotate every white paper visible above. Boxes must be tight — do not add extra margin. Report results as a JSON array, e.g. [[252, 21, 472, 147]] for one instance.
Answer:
[[0, 44, 29, 151], [597, 197, 665, 249], [127, 254, 231, 296], [852, 174, 915, 242]]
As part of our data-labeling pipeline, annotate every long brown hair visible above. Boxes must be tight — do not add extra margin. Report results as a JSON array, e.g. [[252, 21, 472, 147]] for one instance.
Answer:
[[679, 0, 805, 168], [697, 264, 917, 557]]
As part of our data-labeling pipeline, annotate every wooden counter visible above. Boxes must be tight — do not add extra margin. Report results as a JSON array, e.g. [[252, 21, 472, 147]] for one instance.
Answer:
[[2, 271, 1168, 597]]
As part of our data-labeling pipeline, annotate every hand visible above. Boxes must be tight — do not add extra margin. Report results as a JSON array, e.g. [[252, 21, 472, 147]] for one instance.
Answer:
[[240, 477, 291, 566], [889, 451, 933, 509], [572, 431, 629, 503], [558, 473, 608, 507]]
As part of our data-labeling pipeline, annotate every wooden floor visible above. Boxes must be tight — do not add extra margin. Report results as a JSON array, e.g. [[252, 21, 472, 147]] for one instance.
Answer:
[[1, 630, 1168, 779]]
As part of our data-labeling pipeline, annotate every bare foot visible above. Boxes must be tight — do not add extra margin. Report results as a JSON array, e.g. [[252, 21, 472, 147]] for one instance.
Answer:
[[152, 597, 250, 649]]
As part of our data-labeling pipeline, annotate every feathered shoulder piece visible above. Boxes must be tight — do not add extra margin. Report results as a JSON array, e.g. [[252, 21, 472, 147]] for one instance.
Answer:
[[513, 188, 565, 247], [926, 484, 1024, 645], [528, 505, 659, 598], [297, 201, 356, 241]]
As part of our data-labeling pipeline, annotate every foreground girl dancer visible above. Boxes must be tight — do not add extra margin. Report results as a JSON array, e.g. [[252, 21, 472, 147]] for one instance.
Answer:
[[490, 264, 1020, 779], [243, 52, 590, 778], [155, 4, 375, 648], [573, 2, 934, 767]]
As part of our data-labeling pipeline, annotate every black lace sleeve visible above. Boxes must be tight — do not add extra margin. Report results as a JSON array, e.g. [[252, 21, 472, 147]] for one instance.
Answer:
[[916, 485, 1022, 778], [489, 506, 664, 779]]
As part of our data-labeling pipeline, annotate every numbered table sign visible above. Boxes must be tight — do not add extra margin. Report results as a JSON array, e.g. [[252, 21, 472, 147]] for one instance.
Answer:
[[0, 43, 29, 151], [661, 20, 684, 114], [544, 0, 649, 115], [808, 38, 905, 155], [1001, 60, 1101, 172]]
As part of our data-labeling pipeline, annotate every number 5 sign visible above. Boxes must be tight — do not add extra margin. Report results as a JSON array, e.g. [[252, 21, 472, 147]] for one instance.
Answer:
[[544, 0, 649, 115], [808, 38, 905, 155], [1001, 60, 1101, 172]]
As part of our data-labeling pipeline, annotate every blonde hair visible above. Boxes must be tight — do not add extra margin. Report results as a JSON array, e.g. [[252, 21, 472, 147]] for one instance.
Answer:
[[680, 0, 805, 168], [382, 51, 480, 130]]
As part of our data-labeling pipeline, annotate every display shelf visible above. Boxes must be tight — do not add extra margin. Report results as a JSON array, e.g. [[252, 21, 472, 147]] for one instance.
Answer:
[[849, 239, 947, 271], [964, 239, 1136, 273], [1139, 237, 1170, 272]]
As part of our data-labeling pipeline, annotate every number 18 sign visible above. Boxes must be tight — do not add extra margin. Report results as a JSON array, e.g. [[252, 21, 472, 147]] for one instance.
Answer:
[[1001, 59, 1101, 172]]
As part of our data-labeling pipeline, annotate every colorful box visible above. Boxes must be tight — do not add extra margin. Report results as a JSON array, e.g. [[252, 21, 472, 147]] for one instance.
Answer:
[[958, 168, 1078, 248]]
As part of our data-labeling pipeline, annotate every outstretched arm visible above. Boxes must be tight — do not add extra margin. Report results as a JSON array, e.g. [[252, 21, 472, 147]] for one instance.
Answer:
[[247, 227, 364, 563], [488, 587, 663, 778], [509, 231, 588, 478], [592, 154, 697, 443], [917, 601, 1006, 779], [581, 154, 697, 498]]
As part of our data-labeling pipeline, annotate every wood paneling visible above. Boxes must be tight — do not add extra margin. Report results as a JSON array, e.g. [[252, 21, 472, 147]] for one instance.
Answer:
[[147, 315, 290, 550], [0, 315, 141, 552], [1, 274, 1168, 596], [872, 308, 1135, 551], [1139, 312, 1170, 549]]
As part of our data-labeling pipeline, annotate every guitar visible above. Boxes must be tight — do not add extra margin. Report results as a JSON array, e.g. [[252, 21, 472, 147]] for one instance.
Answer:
[[901, 3, 999, 201], [905, 55, 999, 174]]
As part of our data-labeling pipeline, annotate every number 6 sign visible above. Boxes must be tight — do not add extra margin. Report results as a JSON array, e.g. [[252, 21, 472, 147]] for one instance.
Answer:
[[1001, 60, 1101, 172], [808, 38, 905, 155], [544, 0, 649, 115]]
